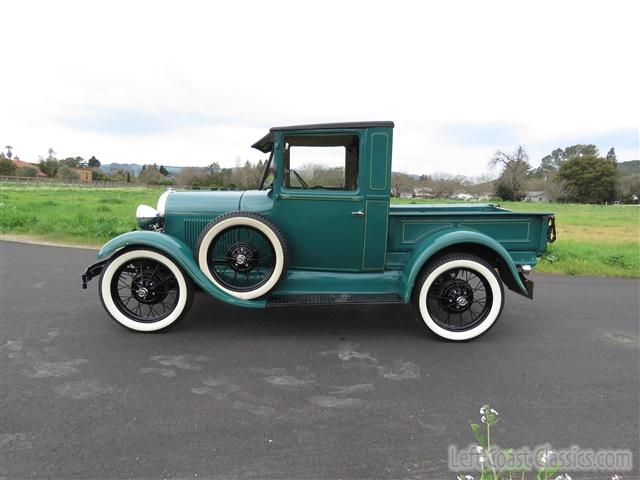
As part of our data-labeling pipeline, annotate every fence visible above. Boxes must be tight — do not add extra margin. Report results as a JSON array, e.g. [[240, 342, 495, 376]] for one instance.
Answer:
[[0, 175, 236, 190], [0, 176, 156, 189]]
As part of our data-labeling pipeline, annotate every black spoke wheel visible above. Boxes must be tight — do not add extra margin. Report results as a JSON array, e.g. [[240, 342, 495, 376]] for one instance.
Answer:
[[412, 253, 504, 341], [196, 212, 290, 300], [426, 267, 492, 331], [99, 248, 195, 332], [207, 225, 276, 292], [111, 258, 180, 323]]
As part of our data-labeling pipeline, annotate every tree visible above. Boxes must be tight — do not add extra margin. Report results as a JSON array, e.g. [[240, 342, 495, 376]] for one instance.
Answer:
[[490, 146, 531, 201], [90, 169, 110, 181], [531, 148, 565, 178], [107, 167, 132, 182], [138, 164, 166, 184], [39, 153, 59, 178], [557, 155, 618, 203], [391, 172, 418, 196], [564, 144, 598, 159], [531, 144, 599, 178], [60, 157, 80, 168], [57, 165, 80, 181], [543, 175, 568, 202], [159, 165, 169, 176], [5, 145, 13, 159], [0, 153, 16, 175], [606, 147, 617, 163], [87, 156, 101, 168], [16, 166, 38, 177], [176, 167, 209, 186], [428, 172, 461, 199]]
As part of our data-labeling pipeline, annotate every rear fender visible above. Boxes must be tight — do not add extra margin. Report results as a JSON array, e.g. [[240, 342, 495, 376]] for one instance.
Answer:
[[96, 231, 266, 309], [402, 229, 530, 301]]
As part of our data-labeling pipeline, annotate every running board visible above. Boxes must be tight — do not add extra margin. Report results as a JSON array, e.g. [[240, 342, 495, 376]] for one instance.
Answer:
[[266, 293, 403, 307]]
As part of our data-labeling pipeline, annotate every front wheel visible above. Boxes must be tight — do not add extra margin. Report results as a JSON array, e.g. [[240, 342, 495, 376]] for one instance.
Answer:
[[412, 254, 504, 341], [98, 248, 194, 332]]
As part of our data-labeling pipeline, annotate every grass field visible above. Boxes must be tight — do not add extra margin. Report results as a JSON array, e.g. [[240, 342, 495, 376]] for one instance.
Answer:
[[1, 186, 638, 277]]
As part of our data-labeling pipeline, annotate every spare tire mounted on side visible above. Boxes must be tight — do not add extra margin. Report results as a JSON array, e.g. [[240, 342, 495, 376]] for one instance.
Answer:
[[196, 212, 289, 300]]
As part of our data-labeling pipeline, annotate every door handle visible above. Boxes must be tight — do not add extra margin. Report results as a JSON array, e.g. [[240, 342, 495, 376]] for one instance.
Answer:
[[351, 210, 364, 217]]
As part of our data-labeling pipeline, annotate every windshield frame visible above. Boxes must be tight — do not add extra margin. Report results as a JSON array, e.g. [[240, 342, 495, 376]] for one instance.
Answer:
[[258, 148, 275, 190]]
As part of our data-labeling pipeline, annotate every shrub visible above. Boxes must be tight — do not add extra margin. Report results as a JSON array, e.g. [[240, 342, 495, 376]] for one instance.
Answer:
[[57, 166, 80, 181], [16, 166, 38, 177]]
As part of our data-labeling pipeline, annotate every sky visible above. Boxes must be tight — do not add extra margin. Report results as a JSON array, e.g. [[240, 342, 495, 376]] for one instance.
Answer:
[[2, 0, 639, 177]]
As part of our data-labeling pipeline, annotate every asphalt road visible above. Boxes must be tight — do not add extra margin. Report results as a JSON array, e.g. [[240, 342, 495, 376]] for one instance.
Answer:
[[1, 240, 638, 480]]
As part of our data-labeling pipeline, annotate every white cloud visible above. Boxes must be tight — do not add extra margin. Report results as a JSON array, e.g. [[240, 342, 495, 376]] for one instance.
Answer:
[[2, 0, 638, 174]]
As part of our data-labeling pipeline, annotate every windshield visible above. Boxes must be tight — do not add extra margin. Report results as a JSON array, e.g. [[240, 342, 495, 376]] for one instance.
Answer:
[[258, 149, 275, 190]]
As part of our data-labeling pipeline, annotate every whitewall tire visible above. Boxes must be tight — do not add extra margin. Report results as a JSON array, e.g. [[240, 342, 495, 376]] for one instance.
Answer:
[[98, 248, 194, 332], [412, 254, 504, 341], [196, 212, 289, 300]]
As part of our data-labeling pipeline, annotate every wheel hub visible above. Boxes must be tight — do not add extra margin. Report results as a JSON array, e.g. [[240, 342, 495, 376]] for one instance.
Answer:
[[440, 279, 473, 313], [136, 286, 149, 299], [228, 243, 258, 272], [131, 273, 168, 304]]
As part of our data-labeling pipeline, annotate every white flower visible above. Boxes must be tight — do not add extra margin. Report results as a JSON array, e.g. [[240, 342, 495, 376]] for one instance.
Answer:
[[490, 408, 498, 415], [540, 450, 554, 464], [457, 476, 474, 480], [481, 415, 487, 423], [554, 475, 571, 480], [611, 476, 621, 480], [480, 406, 487, 414], [475, 446, 483, 453], [478, 456, 486, 464]]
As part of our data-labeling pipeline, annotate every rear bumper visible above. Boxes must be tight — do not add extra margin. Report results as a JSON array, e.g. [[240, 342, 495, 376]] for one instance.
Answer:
[[81, 260, 108, 289]]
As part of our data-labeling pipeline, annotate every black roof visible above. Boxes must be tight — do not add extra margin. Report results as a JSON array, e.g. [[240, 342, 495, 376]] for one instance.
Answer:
[[251, 121, 394, 152]]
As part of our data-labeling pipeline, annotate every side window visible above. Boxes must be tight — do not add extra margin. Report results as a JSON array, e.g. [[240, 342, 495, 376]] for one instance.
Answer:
[[283, 134, 359, 191]]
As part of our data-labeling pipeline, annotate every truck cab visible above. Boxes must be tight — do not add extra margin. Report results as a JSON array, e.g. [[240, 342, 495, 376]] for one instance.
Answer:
[[252, 121, 394, 272]]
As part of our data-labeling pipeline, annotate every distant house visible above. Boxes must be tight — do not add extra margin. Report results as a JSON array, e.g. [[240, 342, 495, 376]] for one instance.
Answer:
[[451, 192, 475, 201], [524, 191, 550, 202], [12, 158, 47, 177], [73, 168, 93, 182], [413, 187, 434, 198], [399, 191, 413, 199]]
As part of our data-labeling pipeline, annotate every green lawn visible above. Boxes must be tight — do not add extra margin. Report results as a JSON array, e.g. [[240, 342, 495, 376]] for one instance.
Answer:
[[1, 186, 638, 277], [0, 186, 162, 246]]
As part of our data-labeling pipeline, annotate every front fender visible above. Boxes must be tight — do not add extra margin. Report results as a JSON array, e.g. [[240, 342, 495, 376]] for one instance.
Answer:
[[97, 231, 265, 309], [402, 229, 529, 301]]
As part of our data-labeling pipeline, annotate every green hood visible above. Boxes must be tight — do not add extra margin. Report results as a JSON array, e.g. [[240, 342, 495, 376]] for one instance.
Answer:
[[165, 190, 245, 216]]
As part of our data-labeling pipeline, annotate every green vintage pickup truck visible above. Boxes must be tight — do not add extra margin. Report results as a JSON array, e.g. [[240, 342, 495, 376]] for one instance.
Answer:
[[82, 121, 556, 340]]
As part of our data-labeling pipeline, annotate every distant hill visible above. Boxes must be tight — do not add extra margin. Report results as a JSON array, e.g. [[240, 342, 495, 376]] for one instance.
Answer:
[[618, 160, 639, 176]]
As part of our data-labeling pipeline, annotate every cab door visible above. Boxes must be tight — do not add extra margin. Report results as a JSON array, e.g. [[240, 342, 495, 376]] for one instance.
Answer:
[[272, 132, 365, 272]]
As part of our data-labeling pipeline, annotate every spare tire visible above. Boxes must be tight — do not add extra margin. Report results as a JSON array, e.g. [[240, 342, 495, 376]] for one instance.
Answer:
[[196, 212, 289, 300]]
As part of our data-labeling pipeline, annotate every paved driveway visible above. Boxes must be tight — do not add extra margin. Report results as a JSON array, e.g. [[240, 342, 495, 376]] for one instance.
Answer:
[[1, 241, 638, 479]]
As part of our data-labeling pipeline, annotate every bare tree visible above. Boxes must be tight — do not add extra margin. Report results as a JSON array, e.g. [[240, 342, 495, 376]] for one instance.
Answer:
[[544, 175, 568, 202], [489, 146, 531, 200]]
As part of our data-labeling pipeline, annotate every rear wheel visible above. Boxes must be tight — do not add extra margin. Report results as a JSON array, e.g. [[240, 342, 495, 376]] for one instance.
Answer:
[[412, 254, 504, 341], [98, 248, 194, 332]]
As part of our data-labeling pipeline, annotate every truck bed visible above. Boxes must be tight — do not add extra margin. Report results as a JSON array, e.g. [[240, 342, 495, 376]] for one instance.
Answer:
[[390, 203, 512, 215], [386, 203, 554, 269]]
